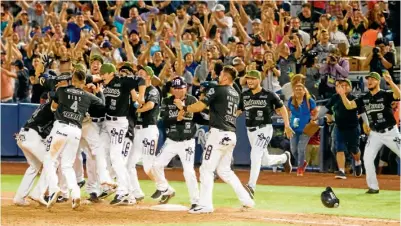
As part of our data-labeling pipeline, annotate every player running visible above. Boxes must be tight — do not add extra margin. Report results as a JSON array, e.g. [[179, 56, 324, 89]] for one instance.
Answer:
[[174, 66, 255, 214], [151, 77, 200, 208], [238, 70, 294, 198], [43, 70, 105, 209], [337, 71, 400, 194]]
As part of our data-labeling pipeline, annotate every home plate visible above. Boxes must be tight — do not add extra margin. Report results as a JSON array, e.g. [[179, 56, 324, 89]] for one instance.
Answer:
[[150, 204, 189, 212]]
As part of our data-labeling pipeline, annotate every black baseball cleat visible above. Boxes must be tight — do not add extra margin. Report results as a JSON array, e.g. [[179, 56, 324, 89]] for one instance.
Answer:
[[135, 196, 145, 202], [283, 151, 293, 173], [56, 196, 69, 203], [159, 191, 175, 204], [190, 204, 197, 210], [87, 193, 100, 203], [77, 180, 86, 188], [98, 188, 116, 200], [335, 171, 347, 179], [47, 190, 61, 209], [110, 194, 129, 205], [151, 189, 163, 200], [44, 196, 50, 202], [366, 189, 379, 194], [244, 184, 254, 199], [354, 165, 363, 177]]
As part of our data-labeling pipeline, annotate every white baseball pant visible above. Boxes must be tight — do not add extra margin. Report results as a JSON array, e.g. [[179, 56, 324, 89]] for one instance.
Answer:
[[152, 138, 199, 204], [128, 125, 159, 197], [43, 121, 82, 199], [73, 150, 84, 183], [102, 116, 130, 195], [78, 139, 99, 195], [122, 137, 133, 166], [247, 125, 287, 190], [364, 126, 401, 190], [14, 128, 47, 203], [198, 128, 255, 211]]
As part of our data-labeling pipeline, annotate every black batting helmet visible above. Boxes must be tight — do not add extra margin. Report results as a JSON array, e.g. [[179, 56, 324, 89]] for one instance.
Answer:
[[321, 187, 340, 208]]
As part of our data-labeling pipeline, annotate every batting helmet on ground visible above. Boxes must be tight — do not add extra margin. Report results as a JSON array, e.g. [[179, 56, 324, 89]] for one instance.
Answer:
[[321, 187, 340, 208]]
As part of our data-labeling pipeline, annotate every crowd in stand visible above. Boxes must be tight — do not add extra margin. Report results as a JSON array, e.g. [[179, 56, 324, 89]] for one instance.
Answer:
[[1, 0, 400, 175]]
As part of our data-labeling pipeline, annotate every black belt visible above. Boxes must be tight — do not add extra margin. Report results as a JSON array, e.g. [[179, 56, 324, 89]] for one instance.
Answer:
[[135, 125, 149, 129], [23, 127, 30, 132], [248, 124, 267, 132], [106, 115, 118, 121], [92, 117, 105, 123], [170, 137, 192, 142], [373, 126, 394, 134]]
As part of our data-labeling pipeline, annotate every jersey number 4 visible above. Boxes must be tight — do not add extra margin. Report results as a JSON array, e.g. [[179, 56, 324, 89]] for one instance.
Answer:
[[70, 101, 78, 112]]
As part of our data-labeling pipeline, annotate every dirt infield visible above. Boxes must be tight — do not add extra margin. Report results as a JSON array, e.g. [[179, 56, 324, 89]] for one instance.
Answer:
[[1, 162, 400, 226], [2, 162, 400, 190]]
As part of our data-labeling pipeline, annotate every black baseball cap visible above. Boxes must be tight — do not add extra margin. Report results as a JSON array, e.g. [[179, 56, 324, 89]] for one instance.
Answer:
[[171, 77, 187, 89]]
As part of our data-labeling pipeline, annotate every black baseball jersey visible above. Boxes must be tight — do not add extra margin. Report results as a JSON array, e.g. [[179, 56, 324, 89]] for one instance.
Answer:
[[356, 90, 398, 131], [136, 86, 160, 126], [103, 75, 145, 117], [201, 85, 240, 132], [161, 94, 197, 141], [239, 89, 283, 127], [326, 94, 359, 130], [24, 101, 55, 138], [40, 72, 93, 98], [53, 86, 105, 127]]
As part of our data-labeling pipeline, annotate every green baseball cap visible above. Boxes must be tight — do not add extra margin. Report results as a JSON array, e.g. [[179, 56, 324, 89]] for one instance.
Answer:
[[138, 65, 154, 77], [100, 63, 117, 75], [73, 63, 87, 72], [245, 70, 261, 80], [339, 78, 352, 88], [365, 72, 381, 81], [90, 54, 104, 64]]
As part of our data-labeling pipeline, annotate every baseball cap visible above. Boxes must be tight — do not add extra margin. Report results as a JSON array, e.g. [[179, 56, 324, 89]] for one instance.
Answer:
[[171, 77, 187, 89], [214, 4, 225, 12], [232, 57, 243, 66], [100, 63, 117, 75], [365, 72, 381, 81], [282, 2, 291, 12], [90, 54, 104, 64], [338, 78, 352, 88], [12, 60, 24, 68], [138, 65, 154, 77], [100, 41, 112, 49], [73, 63, 87, 72], [245, 70, 261, 80], [119, 62, 134, 73], [252, 19, 262, 24]]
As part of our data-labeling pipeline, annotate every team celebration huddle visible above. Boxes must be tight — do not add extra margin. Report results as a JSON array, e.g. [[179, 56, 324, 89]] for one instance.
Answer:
[[2, 0, 400, 215]]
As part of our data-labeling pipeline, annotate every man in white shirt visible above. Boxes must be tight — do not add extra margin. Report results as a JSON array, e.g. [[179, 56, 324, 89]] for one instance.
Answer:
[[211, 4, 232, 45]]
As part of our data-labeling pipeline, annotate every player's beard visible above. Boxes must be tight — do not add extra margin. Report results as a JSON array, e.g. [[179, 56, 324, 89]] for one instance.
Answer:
[[368, 84, 378, 91]]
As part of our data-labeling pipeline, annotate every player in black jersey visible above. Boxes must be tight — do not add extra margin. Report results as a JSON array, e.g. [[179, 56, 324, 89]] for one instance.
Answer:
[[43, 70, 105, 210], [338, 71, 401, 194], [238, 70, 293, 198], [151, 77, 200, 208], [174, 66, 255, 214], [127, 65, 161, 204], [99, 63, 146, 205], [13, 102, 54, 206]]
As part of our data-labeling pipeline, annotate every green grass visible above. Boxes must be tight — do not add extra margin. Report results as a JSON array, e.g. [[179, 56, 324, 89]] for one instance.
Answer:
[[2, 175, 400, 221]]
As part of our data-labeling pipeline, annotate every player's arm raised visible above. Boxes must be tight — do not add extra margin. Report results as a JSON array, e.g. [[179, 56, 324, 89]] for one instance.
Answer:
[[337, 85, 357, 110], [383, 72, 400, 99]]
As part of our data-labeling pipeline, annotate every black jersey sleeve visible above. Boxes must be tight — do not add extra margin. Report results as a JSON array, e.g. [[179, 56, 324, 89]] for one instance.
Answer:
[[160, 97, 170, 121], [271, 92, 284, 109], [200, 87, 218, 107], [89, 92, 106, 108], [147, 88, 160, 105]]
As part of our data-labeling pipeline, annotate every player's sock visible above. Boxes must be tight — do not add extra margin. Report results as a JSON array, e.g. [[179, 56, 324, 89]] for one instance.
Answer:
[[355, 160, 362, 166], [339, 168, 345, 173]]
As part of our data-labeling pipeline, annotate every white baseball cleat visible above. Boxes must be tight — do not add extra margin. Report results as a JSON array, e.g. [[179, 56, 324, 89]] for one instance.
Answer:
[[188, 205, 213, 214], [28, 195, 47, 206], [13, 198, 30, 206], [72, 198, 81, 209], [47, 190, 61, 209]]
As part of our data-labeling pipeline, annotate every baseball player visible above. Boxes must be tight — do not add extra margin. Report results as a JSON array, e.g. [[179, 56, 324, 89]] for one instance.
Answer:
[[128, 66, 160, 203], [99, 63, 146, 205], [151, 77, 199, 208], [13, 102, 54, 206], [316, 79, 363, 179], [337, 71, 400, 194], [43, 70, 105, 209], [238, 70, 294, 198], [174, 66, 255, 214]]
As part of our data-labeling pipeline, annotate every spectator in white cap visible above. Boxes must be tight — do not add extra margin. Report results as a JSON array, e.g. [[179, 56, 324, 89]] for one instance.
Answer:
[[210, 4, 232, 44]]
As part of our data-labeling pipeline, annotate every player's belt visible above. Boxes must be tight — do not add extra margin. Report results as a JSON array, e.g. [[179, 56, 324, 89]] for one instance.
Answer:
[[247, 124, 267, 132], [106, 115, 118, 121], [373, 125, 394, 133], [170, 137, 192, 142], [92, 117, 105, 123]]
